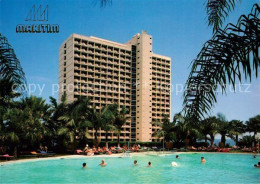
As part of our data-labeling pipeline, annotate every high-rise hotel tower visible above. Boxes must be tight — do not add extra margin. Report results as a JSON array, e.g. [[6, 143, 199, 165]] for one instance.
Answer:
[[59, 31, 171, 142]]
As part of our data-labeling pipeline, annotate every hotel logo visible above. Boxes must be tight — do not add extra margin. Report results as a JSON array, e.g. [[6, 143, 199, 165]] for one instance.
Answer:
[[16, 5, 59, 33]]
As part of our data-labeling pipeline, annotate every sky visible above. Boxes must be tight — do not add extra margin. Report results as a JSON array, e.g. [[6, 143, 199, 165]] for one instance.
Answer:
[[0, 0, 259, 122]]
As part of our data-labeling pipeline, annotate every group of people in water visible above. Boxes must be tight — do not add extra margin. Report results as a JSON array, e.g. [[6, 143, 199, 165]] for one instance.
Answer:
[[81, 154, 260, 169], [81, 155, 209, 169], [82, 159, 151, 168], [253, 155, 260, 168]]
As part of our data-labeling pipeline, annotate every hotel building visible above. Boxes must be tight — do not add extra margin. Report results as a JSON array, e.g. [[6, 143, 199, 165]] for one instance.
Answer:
[[59, 31, 171, 142]]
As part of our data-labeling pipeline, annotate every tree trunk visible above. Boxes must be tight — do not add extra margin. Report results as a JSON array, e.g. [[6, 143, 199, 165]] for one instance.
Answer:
[[221, 134, 226, 146], [204, 135, 207, 144], [254, 132, 257, 149], [210, 139, 214, 147], [235, 135, 239, 146], [117, 131, 120, 147], [184, 138, 190, 149], [95, 129, 98, 143], [13, 145, 17, 158], [73, 135, 76, 153], [210, 134, 214, 147], [94, 129, 99, 147], [105, 130, 108, 149]]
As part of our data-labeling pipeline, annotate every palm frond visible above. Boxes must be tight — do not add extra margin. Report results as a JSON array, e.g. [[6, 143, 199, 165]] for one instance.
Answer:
[[206, 0, 240, 33], [100, 0, 112, 7], [152, 120, 162, 127], [49, 96, 57, 108], [0, 34, 26, 93], [183, 4, 260, 121], [58, 127, 69, 136]]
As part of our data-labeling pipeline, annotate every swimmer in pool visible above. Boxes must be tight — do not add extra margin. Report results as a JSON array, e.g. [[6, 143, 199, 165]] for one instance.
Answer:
[[134, 160, 138, 166], [201, 157, 206, 163], [82, 163, 86, 168], [176, 155, 179, 159], [171, 162, 178, 167], [254, 162, 260, 168], [99, 159, 107, 167], [148, 161, 152, 167]]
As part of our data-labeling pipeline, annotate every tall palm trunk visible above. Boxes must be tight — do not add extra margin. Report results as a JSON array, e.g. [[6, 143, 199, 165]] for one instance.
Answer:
[[204, 135, 207, 144], [253, 132, 257, 148], [221, 134, 226, 145], [210, 134, 215, 147], [94, 129, 98, 146], [117, 131, 120, 147], [13, 145, 17, 158], [235, 135, 239, 146], [73, 135, 76, 153], [105, 130, 109, 149], [185, 130, 190, 148]]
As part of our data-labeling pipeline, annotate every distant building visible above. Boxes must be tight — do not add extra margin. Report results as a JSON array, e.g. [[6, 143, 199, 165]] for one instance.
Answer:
[[59, 31, 171, 142]]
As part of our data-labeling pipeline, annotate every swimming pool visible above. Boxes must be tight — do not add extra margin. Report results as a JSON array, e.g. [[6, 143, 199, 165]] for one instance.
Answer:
[[1, 153, 259, 183]]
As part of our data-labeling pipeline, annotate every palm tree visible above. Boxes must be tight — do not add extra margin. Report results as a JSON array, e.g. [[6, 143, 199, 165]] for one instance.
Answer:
[[229, 120, 245, 146], [102, 104, 116, 148], [170, 113, 199, 148], [44, 94, 68, 149], [183, 3, 260, 120], [19, 96, 51, 123], [3, 98, 48, 157], [200, 116, 218, 146], [3, 108, 24, 157], [216, 113, 230, 147], [113, 105, 130, 147], [240, 135, 254, 148], [246, 115, 260, 147], [58, 97, 91, 152], [0, 34, 26, 128], [152, 114, 174, 143], [19, 96, 51, 148], [87, 106, 105, 146], [0, 34, 26, 96]]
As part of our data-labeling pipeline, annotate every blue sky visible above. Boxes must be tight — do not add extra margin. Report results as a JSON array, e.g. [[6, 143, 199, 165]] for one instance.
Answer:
[[0, 0, 259, 122]]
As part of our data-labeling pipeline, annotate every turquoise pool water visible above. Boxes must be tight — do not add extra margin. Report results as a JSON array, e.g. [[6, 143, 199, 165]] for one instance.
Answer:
[[1, 153, 259, 183]]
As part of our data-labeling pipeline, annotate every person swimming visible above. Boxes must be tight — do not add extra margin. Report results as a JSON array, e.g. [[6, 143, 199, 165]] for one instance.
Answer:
[[148, 161, 152, 167], [171, 162, 178, 167], [176, 155, 179, 159], [134, 160, 138, 166], [253, 155, 257, 158], [201, 157, 206, 163], [99, 159, 107, 167], [254, 162, 260, 168], [82, 162, 86, 168]]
